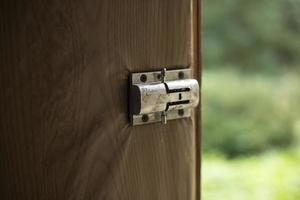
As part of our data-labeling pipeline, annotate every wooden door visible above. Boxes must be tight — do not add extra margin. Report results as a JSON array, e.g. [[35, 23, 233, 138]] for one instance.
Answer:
[[0, 0, 201, 199]]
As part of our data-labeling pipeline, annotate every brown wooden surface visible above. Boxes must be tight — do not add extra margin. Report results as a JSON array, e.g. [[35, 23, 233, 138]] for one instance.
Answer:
[[0, 0, 201, 199]]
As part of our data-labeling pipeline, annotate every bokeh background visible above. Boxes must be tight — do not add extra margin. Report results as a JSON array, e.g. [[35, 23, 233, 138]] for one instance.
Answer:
[[202, 0, 300, 199]]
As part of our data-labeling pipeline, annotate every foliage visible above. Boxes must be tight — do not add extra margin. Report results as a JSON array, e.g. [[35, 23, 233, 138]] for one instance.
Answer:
[[202, 1, 300, 198], [202, 148, 300, 200], [202, 70, 300, 157], [204, 0, 300, 73]]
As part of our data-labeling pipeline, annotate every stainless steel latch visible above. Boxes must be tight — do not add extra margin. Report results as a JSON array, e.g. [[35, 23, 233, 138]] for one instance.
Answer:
[[129, 68, 199, 126]]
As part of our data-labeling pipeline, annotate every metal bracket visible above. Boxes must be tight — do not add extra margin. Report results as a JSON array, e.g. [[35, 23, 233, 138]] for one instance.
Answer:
[[129, 68, 199, 126]]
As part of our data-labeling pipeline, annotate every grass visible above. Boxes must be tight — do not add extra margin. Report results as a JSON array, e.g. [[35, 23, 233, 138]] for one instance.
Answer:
[[202, 148, 300, 200]]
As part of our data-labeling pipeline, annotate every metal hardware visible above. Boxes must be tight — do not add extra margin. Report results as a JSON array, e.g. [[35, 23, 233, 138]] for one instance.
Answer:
[[129, 68, 199, 126]]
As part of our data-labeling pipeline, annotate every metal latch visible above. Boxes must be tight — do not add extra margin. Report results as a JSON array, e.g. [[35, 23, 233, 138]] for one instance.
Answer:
[[129, 68, 199, 126]]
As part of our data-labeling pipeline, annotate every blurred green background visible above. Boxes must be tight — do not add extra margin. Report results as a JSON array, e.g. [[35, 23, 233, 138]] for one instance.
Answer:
[[202, 0, 300, 199]]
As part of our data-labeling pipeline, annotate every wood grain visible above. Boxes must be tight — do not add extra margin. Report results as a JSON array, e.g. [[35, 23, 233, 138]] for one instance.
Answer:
[[0, 0, 200, 199]]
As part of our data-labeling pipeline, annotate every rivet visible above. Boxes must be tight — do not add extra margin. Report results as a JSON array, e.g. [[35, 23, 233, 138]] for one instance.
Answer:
[[140, 74, 147, 82], [178, 71, 184, 79], [142, 114, 149, 122], [178, 109, 184, 116]]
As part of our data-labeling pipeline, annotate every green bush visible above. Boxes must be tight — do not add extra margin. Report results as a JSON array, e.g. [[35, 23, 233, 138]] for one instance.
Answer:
[[203, 69, 300, 157], [204, 0, 300, 73]]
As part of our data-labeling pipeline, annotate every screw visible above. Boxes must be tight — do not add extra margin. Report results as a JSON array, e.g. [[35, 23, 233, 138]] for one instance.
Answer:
[[142, 114, 149, 122], [161, 68, 166, 82], [161, 111, 167, 124], [178, 109, 184, 116], [178, 71, 184, 79], [140, 74, 147, 82]]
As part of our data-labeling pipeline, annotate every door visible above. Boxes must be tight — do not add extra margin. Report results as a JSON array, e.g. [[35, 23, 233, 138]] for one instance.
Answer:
[[0, 0, 201, 199]]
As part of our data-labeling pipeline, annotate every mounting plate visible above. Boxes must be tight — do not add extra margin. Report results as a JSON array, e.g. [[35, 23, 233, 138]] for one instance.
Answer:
[[129, 68, 199, 126]]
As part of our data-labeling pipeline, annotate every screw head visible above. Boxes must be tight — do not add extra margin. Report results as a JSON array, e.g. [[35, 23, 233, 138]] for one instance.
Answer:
[[142, 114, 149, 122], [140, 74, 147, 82], [178, 109, 184, 116], [178, 71, 184, 79]]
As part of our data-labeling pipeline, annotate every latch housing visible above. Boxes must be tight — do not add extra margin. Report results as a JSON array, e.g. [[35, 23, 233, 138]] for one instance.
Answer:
[[129, 68, 199, 126]]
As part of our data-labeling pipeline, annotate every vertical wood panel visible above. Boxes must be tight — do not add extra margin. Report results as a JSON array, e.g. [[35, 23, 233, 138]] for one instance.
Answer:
[[192, 0, 202, 199], [0, 0, 200, 199]]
